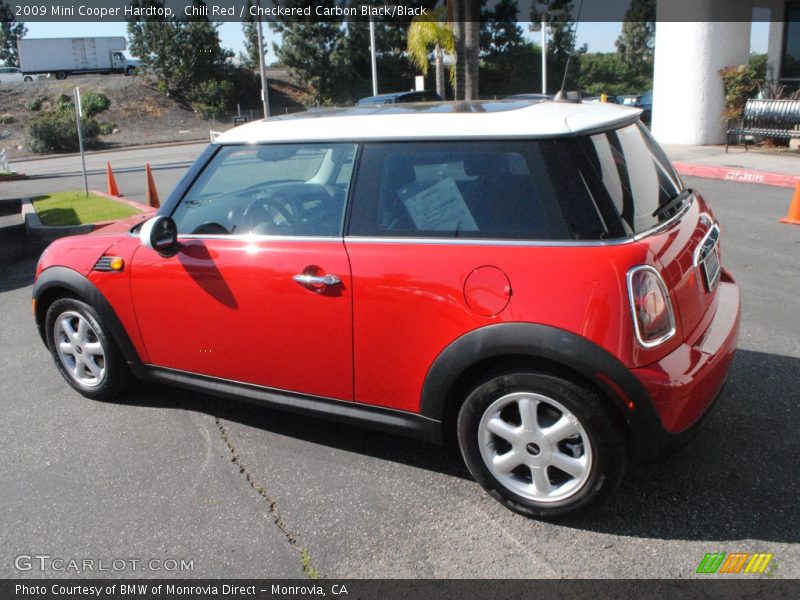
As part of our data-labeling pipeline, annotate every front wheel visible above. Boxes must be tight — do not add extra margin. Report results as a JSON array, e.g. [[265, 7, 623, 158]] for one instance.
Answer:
[[45, 298, 132, 400], [457, 372, 627, 519], [23, 76, 33, 82]]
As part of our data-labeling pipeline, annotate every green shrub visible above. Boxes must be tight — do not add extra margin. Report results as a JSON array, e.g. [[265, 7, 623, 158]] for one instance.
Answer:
[[26, 96, 46, 111], [26, 110, 101, 153], [188, 78, 235, 117], [719, 55, 768, 121], [55, 94, 73, 112], [81, 90, 111, 117], [97, 121, 116, 135]]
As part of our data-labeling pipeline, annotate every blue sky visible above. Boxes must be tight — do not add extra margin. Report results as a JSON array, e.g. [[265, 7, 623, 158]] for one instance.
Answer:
[[24, 20, 770, 62]]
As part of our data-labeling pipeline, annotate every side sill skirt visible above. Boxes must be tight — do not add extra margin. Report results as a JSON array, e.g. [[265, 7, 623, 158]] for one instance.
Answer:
[[129, 364, 443, 444]]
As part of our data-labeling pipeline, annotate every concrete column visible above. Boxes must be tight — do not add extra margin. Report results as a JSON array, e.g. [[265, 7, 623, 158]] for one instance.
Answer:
[[651, 0, 753, 145]]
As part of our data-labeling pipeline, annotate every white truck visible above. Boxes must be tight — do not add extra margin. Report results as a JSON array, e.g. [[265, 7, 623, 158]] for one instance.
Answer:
[[17, 37, 139, 80]]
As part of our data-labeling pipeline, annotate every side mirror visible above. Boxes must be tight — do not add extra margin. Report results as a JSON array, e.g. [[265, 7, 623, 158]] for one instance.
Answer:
[[140, 216, 180, 258]]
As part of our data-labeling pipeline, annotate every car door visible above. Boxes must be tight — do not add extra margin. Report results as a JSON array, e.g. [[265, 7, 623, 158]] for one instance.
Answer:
[[129, 143, 357, 401]]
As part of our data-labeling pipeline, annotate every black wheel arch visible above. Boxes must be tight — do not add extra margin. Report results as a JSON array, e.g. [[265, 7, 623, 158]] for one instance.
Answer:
[[420, 323, 662, 435], [33, 266, 141, 365]]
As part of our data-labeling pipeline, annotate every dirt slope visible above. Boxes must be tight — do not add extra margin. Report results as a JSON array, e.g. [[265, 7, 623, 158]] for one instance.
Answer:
[[0, 71, 307, 160]]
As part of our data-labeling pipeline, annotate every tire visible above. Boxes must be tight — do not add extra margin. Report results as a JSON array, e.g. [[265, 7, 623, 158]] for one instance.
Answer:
[[457, 372, 627, 519], [124, 66, 136, 76], [45, 297, 133, 401], [24, 76, 32, 82], [55, 71, 67, 80]]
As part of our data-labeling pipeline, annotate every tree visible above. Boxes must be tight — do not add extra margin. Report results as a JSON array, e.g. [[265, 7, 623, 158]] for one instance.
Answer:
[[127, 1, 241, 114], [0, 3, 27, 67], [240, 0, 263, 71], [269, 1, 344, 105], [480, 0, 523, 58], [479, 0, 539, 97], [615, 0, 655, 76], [407, 7, 454, 99]]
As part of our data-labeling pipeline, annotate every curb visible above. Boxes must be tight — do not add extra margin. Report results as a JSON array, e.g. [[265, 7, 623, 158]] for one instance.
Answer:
[[673, 162, 800, 189], [0, 173, 28, 182]]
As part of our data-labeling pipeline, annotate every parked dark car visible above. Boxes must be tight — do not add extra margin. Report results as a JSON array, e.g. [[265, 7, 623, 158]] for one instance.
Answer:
[[356, 90, 442, 106], [619, 91, 653, 126]]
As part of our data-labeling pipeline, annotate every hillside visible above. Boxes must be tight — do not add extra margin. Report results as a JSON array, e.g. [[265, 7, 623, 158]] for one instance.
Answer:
[[0, 70, 307, 160]]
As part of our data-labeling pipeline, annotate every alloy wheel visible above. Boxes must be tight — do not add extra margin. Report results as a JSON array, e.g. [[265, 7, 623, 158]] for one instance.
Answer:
[[477, 391, 593, 503], [53, 311, 107, 388]]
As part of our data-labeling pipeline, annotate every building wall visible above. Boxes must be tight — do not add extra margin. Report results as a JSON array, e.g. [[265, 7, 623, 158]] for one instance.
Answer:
[[760, 0, 788, 84]]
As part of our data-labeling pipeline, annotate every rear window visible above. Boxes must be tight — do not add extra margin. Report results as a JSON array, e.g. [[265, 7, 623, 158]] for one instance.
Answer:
[[348, 141, 619, 241], [577, 123, 685, 234]]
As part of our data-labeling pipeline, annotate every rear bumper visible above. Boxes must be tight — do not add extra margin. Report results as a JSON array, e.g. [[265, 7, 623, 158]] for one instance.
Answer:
[[631, 273, 741, 438]]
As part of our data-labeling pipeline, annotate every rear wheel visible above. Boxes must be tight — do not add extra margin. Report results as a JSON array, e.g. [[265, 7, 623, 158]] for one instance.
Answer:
[[55, 71, 67, 80], [45, 298, 132, 400], [457, 372, 627, 519], [23, 76, 33, 82]]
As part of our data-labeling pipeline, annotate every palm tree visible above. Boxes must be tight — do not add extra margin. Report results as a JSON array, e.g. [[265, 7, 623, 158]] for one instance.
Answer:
[[407, 7, 455, 100]]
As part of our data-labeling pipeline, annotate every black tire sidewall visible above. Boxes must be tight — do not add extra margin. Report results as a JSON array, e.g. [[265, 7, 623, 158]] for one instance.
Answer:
[[44, 298, 129, 400], [457, 372, 627, 519]]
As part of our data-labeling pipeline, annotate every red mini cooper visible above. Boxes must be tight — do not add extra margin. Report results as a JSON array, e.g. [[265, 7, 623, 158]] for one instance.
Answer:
[[33, 100, 740, 518]]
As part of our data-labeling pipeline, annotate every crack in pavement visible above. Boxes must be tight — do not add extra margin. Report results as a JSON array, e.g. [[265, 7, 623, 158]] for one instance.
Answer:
[[214, 417, 322, 579]]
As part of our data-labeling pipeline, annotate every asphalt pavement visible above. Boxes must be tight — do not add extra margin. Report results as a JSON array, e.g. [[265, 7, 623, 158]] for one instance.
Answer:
[[0, 175, 797, 579], [2, 143, 207, 206]]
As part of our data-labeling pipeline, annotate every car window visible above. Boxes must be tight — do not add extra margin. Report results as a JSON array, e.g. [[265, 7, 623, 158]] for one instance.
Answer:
[[171, 143, 356, 237], [576, 123, 683, 234], [348, 141, 611, 240]]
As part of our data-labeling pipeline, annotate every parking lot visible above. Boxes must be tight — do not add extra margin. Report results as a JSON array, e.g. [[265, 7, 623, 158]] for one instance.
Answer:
[[0, 154, 798, 578]]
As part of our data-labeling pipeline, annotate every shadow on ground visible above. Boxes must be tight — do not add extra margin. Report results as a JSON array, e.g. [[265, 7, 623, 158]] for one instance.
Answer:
[[0, 230, 39, 293], [108, 348, 798, 544]]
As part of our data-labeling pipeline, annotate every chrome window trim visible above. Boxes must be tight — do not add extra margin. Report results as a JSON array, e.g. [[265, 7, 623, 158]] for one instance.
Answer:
[[626, 265, 677, 349], [177, 234, 344, 243], [344, 236, 633, 247]]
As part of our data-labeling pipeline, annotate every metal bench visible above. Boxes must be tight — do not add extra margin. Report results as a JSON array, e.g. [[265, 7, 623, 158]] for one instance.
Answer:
[[726, 98, 800, 152]]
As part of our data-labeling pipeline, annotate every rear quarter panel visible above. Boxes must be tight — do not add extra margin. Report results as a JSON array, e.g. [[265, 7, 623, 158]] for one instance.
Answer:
[[346, 239, 675, 413]]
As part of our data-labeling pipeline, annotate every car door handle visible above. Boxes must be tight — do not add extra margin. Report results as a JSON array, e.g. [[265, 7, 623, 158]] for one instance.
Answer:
[[292, 273, 342, 287]]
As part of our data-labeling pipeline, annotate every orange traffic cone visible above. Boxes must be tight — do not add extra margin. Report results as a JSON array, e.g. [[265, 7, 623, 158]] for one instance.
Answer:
[[106, 162, 121, 196], [780, 179, 800, 225], [145, 163, 160, 209]]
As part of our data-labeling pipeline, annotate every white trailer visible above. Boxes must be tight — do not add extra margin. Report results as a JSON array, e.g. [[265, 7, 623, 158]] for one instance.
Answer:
[[17, 37, 139, 80]]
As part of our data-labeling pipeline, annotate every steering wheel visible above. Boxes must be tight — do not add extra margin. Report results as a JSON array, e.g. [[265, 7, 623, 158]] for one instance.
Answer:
[[241, 196, 295, 234], [191, 222, 230, 235]]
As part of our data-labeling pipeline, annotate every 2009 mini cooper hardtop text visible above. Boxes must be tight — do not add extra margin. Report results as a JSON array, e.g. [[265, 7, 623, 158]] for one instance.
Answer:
[[33, 99, 741, 518]]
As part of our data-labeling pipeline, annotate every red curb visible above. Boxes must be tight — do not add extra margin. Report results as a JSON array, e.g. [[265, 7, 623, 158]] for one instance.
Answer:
[[90, 189, 157, 213], [88, 190, 156, 231], [0, 173, 28, 182], [673, 162, 800, 189]]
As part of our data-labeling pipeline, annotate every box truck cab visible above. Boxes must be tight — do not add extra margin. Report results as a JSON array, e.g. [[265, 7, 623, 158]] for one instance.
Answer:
[[18, 37, 140, 80]]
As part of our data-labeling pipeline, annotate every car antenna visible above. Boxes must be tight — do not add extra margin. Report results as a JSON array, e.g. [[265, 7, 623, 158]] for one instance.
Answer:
[[553, 0, 585, 103]]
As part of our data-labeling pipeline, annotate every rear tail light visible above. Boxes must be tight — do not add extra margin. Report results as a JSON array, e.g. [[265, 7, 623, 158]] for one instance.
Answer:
[[627, 266, 676, 348]]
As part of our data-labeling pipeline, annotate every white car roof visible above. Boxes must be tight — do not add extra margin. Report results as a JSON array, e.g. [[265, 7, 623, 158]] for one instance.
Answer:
[[215, 100, 642, 145]]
